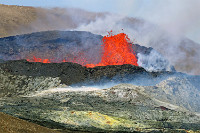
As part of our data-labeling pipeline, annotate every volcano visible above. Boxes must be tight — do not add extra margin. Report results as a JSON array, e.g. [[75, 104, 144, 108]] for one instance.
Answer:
[[1, 30, 200, 133], [1, 3, 200, 132]]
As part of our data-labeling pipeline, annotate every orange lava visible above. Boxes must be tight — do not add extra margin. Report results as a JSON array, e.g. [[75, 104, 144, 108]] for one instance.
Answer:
[[85, 31, 138, 67], [27, 56, 51, 63], [26, 32, 138, 67]]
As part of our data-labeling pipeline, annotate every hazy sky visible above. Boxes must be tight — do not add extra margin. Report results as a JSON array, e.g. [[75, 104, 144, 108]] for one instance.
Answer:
[[1, 0, 200, 43]]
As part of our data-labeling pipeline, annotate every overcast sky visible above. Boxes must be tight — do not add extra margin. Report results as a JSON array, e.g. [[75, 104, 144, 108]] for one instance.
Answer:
[[1, 0, 200, 43]]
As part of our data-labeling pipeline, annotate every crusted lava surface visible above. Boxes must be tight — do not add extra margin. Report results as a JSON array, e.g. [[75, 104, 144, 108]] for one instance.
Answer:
[[0, 59, 173, 85]]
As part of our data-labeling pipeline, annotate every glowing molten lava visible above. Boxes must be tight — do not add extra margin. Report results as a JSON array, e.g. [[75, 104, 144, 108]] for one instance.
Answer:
[[85, 32, 138, 67], [26, 32, 138, 67], [27, 56, 51, 63]]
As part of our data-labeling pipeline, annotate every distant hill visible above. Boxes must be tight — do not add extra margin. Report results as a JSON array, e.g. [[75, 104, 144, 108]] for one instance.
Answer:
[[0, 4, 36, 37], [0, 4, 104, 38]]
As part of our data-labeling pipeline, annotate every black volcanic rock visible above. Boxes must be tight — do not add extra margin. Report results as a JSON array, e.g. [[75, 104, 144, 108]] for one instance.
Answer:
[[0, 60, 87, 85], [0, 59, 175, 98], [0, 60, 162, 85]]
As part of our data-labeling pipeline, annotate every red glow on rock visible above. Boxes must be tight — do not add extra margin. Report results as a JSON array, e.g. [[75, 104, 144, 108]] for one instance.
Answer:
[[27, 56, 51, 63], [26, 32, 138, 67]]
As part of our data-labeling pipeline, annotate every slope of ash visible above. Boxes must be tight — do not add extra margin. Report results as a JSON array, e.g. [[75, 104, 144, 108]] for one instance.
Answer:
[[0, 67, 61, 98], [0, 30, 174, 72], [0, 76, 200, 132], [0, 60, 200, 132]]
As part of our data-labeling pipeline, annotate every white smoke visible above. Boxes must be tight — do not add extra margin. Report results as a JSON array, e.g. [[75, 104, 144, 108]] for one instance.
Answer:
[[77, 14, 125, 36], [131, 0, 200, 39], [137, 50, 173, 72], [75, 12, 200, 74], [76, 13, 157, 46], [29, 86, 100, 97], [76, 14, 175, 72]]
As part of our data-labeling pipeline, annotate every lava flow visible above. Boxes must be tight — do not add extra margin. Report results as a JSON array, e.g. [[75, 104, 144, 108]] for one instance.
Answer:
[[85, 31, 138, 67], [26, 32, 138, 67], [27, 56, 51, 63]]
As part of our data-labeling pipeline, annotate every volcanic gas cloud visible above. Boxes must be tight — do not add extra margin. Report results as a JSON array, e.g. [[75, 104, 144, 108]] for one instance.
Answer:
[[27, 31, 138, 68]]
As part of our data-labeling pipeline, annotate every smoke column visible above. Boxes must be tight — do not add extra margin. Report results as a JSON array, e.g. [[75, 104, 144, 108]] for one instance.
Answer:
[[75, 0, 200, 74]]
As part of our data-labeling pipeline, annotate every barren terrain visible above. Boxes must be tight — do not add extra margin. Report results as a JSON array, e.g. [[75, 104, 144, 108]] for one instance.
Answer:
[[0, 112, 60, 133]]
